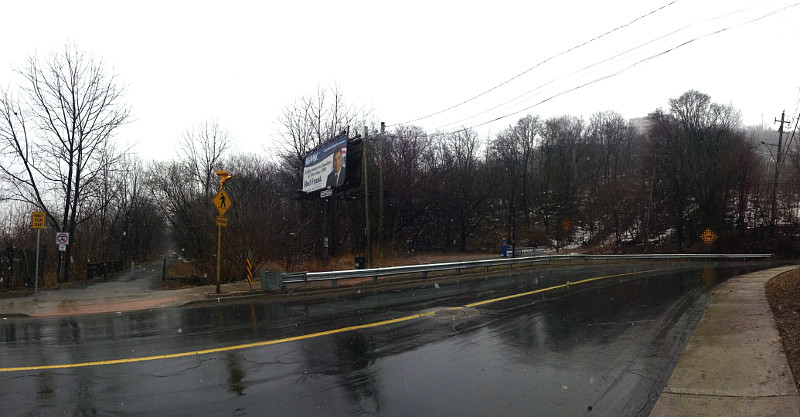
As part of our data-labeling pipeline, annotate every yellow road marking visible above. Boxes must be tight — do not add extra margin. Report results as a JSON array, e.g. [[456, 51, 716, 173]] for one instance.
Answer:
[[0, 268, 667, 373], [0, 312, 437, 372], [465, 269, 662, 307]]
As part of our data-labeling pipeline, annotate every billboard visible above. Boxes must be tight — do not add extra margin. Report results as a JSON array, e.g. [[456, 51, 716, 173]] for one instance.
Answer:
[[302, 134, 348, 193]]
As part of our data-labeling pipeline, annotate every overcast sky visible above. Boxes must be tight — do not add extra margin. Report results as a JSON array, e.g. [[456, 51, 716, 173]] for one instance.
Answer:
[[2, 0, 799, 161]]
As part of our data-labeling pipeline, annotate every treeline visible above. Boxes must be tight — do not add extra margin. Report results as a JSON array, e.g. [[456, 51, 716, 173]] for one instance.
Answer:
[[1, 46, 797, 290]]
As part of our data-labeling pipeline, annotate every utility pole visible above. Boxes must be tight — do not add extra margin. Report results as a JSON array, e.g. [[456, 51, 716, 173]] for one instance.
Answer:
[[770, 110, 790, 232], [363, 127, 371, 268], [379, 122, 385, 259]]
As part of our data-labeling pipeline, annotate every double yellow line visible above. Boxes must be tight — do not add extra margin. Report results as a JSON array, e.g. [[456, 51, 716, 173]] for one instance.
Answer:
[[1, 268, 663, 373]]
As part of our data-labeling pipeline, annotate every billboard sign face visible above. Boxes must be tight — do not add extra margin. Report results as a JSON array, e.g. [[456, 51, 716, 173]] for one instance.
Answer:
[[302, 135, 347, 193]]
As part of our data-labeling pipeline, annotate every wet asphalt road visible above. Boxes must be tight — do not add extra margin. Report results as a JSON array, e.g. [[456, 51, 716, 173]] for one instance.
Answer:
[[0, 262, 776, 416]]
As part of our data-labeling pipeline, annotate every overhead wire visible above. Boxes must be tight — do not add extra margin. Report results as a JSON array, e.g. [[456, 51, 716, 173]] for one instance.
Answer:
[[389, 0, 682, 127], [420, 1, 800, 139], [432, 1, 778, 132]]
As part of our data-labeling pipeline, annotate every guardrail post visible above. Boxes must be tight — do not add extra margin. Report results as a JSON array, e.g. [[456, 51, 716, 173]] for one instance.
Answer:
[[373, 275, 378, 284], [456, 268, 461, 275], [331, 279, 337, 288], [422, 271, 427, 279], [484, 266, 489, 272]]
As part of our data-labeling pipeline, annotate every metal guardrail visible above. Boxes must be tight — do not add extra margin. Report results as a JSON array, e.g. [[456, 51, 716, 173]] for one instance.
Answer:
[[265, 253, 773, 291]]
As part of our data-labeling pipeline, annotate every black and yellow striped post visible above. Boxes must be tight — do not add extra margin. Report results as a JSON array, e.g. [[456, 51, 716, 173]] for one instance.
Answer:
[[246, 250, 253, 288]]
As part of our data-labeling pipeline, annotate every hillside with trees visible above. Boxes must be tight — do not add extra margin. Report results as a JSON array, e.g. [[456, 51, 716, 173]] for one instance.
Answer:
[[2, 47, 798, 290]]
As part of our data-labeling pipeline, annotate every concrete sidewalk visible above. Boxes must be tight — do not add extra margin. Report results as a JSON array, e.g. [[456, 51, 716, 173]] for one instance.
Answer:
[[0, 257, 255, 318], [650, 266, 800, 417]]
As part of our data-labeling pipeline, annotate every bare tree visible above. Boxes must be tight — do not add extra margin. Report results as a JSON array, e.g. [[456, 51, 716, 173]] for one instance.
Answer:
[[646, 90, 743, 250], [0, 44, 129, 281], [538, 115, 584, 248], [441, 128, 487, 252], [276, 86, 358, 178], [585, 111, 639, 245], [177, 119, 233, 199], [489, 125, 525, 253], [384, 125, 434, 252]]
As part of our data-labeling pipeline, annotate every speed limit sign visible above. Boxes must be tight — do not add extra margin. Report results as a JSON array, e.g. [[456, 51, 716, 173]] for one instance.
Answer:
[[55, 232, 70, 245]]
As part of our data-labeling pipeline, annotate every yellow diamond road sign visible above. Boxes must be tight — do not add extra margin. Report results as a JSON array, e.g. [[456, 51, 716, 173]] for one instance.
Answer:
[[213, 189, 231, 216], [701, 228, 718, 245]]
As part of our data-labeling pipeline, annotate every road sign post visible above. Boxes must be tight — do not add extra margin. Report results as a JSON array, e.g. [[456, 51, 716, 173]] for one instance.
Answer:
[[31, 212, 45, 300], [55, 232, 69, 284], [213, 171, 233, 294], [216, 221, 222, 293]]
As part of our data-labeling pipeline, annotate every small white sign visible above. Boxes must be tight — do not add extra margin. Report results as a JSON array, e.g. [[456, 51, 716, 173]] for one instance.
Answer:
[[59, 243, 66, 252]]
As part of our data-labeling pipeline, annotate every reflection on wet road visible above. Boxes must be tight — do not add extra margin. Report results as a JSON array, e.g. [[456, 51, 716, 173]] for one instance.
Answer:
[[0, 262, 775, 416]]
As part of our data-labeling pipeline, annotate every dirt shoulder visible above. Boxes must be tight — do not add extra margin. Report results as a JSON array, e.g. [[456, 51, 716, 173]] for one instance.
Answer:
[[765, 268, 800, 390]]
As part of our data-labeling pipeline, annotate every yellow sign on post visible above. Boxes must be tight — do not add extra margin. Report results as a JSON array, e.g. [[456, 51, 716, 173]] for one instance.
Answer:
[[701, 228, 718, 245], [32, 212, 46, 229], [212, 189, 232, 216]]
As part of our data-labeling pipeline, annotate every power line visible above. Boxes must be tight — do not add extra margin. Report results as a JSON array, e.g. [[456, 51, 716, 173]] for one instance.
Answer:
[[389, 0, 682, 127], [422, 1, 800, 138], [432, 1, 780, 132], [791, 86, 800, 123]]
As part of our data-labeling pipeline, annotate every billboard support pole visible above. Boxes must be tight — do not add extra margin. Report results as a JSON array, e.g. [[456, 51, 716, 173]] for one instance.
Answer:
[[323, 199, 328, 265], [379, 122, 385, 260], [363, 127, 371, 268]]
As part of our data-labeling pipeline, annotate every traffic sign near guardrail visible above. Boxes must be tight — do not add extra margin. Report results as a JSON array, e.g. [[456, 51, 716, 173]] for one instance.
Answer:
[[701, 228, 718, 245]]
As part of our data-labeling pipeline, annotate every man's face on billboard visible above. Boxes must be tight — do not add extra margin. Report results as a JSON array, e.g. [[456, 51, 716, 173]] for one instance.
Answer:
[[333, 150, 342, 172]]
